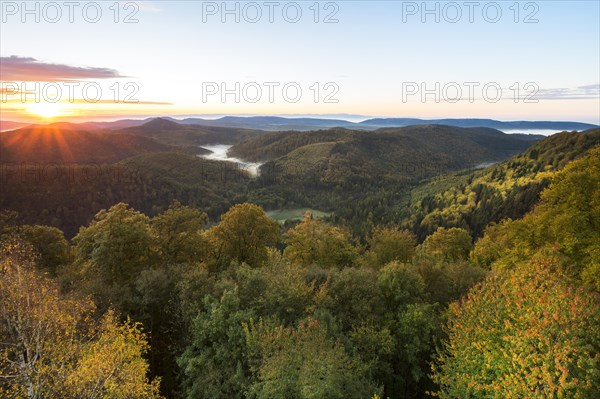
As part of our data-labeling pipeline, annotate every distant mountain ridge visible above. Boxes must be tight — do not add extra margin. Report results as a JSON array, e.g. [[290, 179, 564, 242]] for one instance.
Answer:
[[0, 120, 30, 132], [2, 116, 596, 133], [166, 116, 598, 132]]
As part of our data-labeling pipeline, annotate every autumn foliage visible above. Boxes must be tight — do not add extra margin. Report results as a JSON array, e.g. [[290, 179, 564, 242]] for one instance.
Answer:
[[433, 258, 600, 398], [0, 239, 162, 398]]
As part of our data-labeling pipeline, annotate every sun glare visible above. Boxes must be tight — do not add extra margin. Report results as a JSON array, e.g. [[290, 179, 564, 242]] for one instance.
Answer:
[[26, 102, 68, 119]]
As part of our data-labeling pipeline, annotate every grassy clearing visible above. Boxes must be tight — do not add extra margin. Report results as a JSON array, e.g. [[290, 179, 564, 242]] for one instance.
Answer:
[[267, 208, 331, 223]]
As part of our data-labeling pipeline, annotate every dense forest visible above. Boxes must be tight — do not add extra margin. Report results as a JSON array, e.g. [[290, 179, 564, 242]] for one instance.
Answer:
[[1, 120, 598, 398], [404, 129, 600, 239], [0, 121, 548, 238]]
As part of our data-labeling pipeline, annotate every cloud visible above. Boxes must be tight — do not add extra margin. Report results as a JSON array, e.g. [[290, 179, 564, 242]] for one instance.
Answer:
[[578, 84, 600, 90], [67, 99, 173, 105], [0, 87, 36, 95], [138, 2, 162, 12], [1, 99, 173, 106], [534, 84, 600, 100], [0, 56, 125, 82]]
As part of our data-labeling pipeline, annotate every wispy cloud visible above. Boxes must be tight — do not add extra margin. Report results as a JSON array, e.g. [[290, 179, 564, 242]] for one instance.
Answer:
[[2, 99, 173, 106], [0, 56, 125, 82], [138, 1, 162, 12], [65, 99, 172, 105], [0, 87, 35, 95], [534, 84, 600, 100]]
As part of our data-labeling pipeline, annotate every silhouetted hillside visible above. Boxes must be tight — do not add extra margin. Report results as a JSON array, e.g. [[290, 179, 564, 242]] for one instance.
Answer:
[[0, 125, 170, 163]]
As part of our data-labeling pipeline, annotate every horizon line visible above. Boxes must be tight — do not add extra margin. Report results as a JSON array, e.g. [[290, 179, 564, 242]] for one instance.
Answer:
[[3, 114, 600, 125]]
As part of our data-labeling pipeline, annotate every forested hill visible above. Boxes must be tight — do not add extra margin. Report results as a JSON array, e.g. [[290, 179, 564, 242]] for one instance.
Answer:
[[229, 124, 541, 165], [0, 124, 172, 163], [0, 152, 251, 238], [2, 122, 589, 240], [404, 128, 600, 239], [114, 117, 266, 147], [234, 125, 543, 236]]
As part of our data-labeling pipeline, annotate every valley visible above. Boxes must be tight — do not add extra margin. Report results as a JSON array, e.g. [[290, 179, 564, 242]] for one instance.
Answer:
[[3, 3, 598, 398], [0, 118, 552, 238], [1, 117, 599, 399], [199, 144, 263, 177]]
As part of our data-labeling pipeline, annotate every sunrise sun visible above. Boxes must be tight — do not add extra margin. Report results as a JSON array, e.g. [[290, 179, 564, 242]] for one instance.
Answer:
[[26, 102, 68, 119]]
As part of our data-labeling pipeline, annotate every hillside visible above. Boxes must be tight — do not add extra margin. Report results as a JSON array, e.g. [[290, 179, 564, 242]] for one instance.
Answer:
[[358, 118, 597, 131], [232, 125, 540, 185], [114, 118, 266, 147], [0, 120, 30, 131], [0, 152, 251, 237], [232, 125, 542, 235], [3, 123, 593, 240], [0, 124, 171, 163], [231, 125, 538, 162], [402, 128, 600, 239]]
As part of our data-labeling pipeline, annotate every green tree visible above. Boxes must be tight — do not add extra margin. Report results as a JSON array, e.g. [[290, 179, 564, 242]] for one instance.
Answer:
[[257, 253, 324, 325], [414, 258, 487, 304], [178, 289, 254, 399], [284, 214, 358, 268], [245, 317, 379, 399], [326, 267, 381, 331], [469, 221, 514, 269], [377, 261, 436, 396], [20, 224, 70, 275], [205, 203, 279, 269], [420, 227, 472, 261], [73, 203, 156, 290], [365, 227, 416, 269], [151, 200, 208, 264], [378, 261, 425, 307]]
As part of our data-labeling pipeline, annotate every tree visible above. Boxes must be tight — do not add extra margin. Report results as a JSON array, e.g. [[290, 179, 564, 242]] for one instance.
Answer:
[[284, 214, 358, 268], [420, 227, 472, 261], [257, 254, 324, 325], [433, 257, 600, 399], [377, 261, 436, 396], [528, 146, 600, 289], [414, 258, 487, 304], [151, 200, 208, 264], [469, 221, 514, 269], [245, 317, 380, 399], [378, 261, 425, 307], [20, 224, 70, 275], [0, 239, 161, 398], [71, 203, 195, 395], [204, 203, 279, 269], [326, 267, 382, 331], [64, 311, 162, 399], [365, 227, 416, 269], [177, 289, 254, 399], [73, 203, 156, 289]]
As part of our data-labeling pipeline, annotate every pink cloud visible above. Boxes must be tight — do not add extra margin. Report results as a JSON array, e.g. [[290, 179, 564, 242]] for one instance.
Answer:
[[0, 56, 124, 82]]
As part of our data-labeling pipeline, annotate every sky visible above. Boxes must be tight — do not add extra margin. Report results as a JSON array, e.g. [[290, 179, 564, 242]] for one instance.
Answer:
[[1, 0, 599, 123]]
